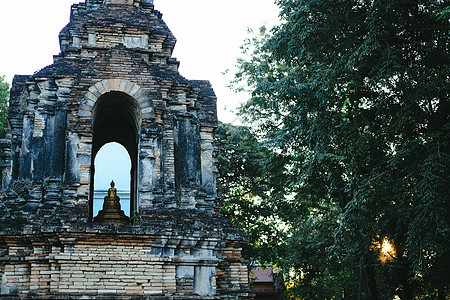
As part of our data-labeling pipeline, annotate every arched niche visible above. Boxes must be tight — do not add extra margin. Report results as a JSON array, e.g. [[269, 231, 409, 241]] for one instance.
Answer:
[[93, 142, 131, 217], [89, 91, 142, 222]]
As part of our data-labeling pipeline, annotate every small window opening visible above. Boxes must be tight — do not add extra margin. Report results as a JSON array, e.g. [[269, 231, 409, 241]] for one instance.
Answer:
[[93, 142, 131, 217], [88, 91, 141, 222]]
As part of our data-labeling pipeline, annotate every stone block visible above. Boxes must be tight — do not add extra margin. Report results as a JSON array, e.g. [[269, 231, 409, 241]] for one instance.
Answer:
[[0, 0, 249, 298]]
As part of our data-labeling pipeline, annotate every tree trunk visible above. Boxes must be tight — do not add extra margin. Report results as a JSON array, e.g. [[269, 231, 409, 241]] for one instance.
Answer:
[[396, 247, 413, 300], [359, 254, 378, 300]]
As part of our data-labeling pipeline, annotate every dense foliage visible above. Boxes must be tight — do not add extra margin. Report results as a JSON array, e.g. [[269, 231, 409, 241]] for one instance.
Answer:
[[216, 121, 283, 263], [0, 75, 9, 137], [227, 0, 449, 299]]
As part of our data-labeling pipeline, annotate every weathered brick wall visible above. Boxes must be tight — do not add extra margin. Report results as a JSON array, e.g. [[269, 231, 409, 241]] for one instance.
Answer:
[[1, 236, 177, 296], [0, 229, 250, 298], [0, 0, 251, 298], [216, 242, 251, 295], [2, 0, 218, 213]]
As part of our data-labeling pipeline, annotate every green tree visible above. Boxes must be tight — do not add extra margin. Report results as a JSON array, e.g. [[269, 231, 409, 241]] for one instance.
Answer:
[[0, 75, 9, 137], [216, 121, 284, 263], [232, 0, 449, 298]]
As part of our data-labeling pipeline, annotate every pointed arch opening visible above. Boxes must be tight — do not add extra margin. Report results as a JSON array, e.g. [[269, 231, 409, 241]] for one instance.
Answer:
[[89, 91, 141, 222]]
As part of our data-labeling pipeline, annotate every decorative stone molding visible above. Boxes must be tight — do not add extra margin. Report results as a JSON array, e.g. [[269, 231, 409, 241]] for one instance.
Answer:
[[78, 79, 154, 120], [0, 0, 250, 298]]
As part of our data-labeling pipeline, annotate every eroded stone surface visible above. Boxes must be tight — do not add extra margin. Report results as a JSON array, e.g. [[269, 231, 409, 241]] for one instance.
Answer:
[[0, 0, 251, 298]]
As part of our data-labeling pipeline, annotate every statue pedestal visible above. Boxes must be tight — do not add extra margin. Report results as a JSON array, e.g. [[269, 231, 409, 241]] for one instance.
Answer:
[[93, 199, 130, 224], [93, 181, 130, 224]]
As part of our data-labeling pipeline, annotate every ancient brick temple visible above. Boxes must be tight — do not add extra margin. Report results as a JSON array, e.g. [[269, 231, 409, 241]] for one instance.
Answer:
[[0, 0, 251, 298]]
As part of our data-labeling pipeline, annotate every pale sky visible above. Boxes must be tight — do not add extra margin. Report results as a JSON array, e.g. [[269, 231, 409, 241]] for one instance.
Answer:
[[0, 0, 280, 194]]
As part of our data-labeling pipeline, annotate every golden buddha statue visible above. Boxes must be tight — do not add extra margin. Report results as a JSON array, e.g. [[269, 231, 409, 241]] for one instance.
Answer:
[[93, 180, 129, 224], [108, 181, 117, 197]]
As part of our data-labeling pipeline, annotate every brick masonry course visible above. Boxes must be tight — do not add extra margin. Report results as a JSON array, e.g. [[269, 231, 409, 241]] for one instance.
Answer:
[[0, 0, 252, 298]]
